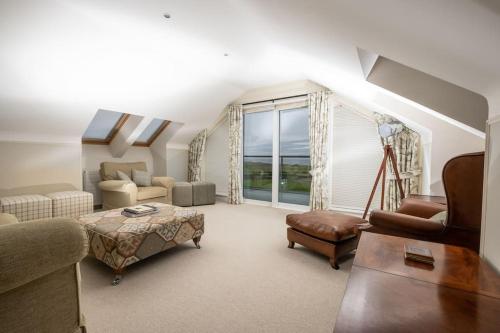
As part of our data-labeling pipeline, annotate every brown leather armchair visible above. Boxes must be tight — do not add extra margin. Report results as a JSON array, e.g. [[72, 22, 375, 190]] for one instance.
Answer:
[[367, 152, 484, 252]]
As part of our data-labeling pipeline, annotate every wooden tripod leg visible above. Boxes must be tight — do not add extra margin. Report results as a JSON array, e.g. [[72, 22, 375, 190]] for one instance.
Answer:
[[363, 150, 388, 219], [381, 153, 387, 210], [387, 146, 405, 200]]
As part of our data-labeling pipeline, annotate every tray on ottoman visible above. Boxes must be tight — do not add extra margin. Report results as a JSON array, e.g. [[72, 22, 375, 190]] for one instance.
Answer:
[[78, 202, 204, 285]]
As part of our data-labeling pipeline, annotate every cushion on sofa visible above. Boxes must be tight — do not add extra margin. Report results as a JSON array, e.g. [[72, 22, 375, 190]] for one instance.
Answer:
[[286, 210, 363, 242], [100, 162, 147, 181], [116, 170, 132, 181], [132, 169, 152, 187], [137, 186, 167, 201]]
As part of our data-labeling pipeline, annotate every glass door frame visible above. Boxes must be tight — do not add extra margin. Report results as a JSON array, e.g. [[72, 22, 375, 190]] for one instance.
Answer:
[[242, 100, 310, 212]]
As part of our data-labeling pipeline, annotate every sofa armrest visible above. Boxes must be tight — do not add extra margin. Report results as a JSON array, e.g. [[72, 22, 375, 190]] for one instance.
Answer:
[[99, 181, 137, 209], [152, 177, 175, 204], [0, 213, 18, 226], [369, 210, 445, 236], [0, 219, 88, 294], [99, 180, 136, 193], [396, 198, 447, 219]]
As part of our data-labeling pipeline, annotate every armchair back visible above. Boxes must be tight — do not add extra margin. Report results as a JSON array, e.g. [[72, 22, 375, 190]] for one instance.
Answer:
[[442, 152, 484, 250]]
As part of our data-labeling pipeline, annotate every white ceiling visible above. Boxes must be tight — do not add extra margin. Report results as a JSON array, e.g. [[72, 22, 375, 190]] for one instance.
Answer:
[[0, 0, 499, 144]]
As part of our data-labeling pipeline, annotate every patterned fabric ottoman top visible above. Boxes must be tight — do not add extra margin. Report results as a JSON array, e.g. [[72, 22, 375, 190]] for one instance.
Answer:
[[78, 202, 204, 271], [46, 191, 93, 218], [0, 194, 52, 222]]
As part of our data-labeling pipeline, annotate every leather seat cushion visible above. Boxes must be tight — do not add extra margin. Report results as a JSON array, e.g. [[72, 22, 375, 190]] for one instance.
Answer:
[[286, 211, 364, 242], [137, 186, 167, 201]]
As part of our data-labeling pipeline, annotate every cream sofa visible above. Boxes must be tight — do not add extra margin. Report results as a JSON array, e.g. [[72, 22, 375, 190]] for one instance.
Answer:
[[99, 162, 175, 210], [0, 213, 88, 333]]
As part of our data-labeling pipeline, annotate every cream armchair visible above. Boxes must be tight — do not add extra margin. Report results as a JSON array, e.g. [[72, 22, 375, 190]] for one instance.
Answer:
[[98, 162, 175, 210], [0, 213, 88, 333]]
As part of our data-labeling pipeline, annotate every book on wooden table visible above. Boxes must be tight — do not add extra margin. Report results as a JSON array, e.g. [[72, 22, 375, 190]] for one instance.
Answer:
[[404, 244, 435, 265]]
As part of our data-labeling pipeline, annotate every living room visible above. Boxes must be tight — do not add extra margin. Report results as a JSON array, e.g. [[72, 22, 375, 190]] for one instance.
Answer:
[[1, 1, 499, 332]]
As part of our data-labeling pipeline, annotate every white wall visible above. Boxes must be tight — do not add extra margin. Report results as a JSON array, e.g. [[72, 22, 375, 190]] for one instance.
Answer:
[[167, 148, 188, 182], [82, 144, 154, 173], [205, 118, 229, 195], [482, 116, 500, 272], [0, 141, 82, 190]]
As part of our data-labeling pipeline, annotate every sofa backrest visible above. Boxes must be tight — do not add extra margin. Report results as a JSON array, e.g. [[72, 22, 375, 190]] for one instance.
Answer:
[[0, 183, 76, 197], [100, 161, 148, 180]]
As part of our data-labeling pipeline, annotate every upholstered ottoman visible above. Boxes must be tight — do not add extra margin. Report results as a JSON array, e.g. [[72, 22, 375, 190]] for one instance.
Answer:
[[286, 211, 363, 269], [0, 194, 52, 222], [78, 202, 204, 285], [192, 181, 216, 206], [173, 182, 193, 207], [46, 191, 93, 218]]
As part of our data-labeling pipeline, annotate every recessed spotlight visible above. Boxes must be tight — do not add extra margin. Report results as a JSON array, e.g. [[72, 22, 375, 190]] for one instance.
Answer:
[[224, 53, 229, 57], [163, 13, 171, 19]]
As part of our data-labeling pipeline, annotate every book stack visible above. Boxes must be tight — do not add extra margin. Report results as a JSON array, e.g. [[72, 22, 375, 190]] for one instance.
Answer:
[[404, 244, 435, 265], [121, 204, 159, 218]]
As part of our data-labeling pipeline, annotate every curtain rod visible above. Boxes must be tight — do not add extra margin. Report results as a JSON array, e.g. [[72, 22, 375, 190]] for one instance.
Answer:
[[242, 94, 308, 106]]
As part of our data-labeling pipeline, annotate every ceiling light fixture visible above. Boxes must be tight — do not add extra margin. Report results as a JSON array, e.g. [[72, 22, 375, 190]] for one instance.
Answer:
[[163, 13, 171, 19], [224, 53, 229, 57]]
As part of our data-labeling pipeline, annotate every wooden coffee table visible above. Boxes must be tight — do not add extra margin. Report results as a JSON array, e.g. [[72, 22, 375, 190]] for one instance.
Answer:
[[78, 202, 204, 285], [334, 232, 500, 332]]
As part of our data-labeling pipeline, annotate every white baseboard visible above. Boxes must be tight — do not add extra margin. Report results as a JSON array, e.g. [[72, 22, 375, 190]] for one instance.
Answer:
[[328, 205, 365, 217]]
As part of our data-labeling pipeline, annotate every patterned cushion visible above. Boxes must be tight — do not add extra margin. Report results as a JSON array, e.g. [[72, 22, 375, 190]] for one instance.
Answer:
[[0, 194, 52, 222], [132, 169, 152, 187], [45, 191, 94, 218], [116, 170, 131, 181]]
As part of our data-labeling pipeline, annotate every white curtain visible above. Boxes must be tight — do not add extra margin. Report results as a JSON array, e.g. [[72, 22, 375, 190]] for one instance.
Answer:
[[188, 129, 207, 182], [228, 105, 243, 204], [308, 91, 330, 210]]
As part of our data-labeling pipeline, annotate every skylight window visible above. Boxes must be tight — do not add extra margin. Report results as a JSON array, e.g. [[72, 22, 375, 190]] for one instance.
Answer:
[[82, 109, 129, 144], [133, 118, 170, 147]]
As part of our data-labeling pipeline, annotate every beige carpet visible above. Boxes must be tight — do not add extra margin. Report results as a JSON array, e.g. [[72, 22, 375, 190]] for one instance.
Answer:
[[80, 200, 353, 333]]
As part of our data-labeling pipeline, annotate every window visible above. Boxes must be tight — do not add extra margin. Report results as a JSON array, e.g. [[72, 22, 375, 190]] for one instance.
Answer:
[[82, 109, 129, 144], [243, 111, 273, 202], [279, 108, 311, 205], [243, 99, 311, 207], [133, 119, 170, 147]]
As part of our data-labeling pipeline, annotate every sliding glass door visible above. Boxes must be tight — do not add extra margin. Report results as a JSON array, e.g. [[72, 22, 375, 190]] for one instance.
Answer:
[[279, 108, 311, 205], [243, 110, 273, 202], [243, 106, 311, 207]]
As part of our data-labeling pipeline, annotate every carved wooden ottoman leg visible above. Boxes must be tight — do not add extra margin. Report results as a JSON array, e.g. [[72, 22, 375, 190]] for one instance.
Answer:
[[288, 240, 295, 249], [193, 236, 201, 249]]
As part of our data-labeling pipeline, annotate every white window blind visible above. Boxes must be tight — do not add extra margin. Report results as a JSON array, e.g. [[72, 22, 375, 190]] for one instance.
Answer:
[[331, 104, 383, 212]]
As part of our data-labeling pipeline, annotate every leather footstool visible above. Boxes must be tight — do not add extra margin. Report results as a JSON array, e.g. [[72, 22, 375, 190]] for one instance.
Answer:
[[286, 211, 363, 269]]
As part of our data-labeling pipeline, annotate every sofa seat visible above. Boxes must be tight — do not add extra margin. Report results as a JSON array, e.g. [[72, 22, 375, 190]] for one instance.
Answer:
[[137, 186, 167, 201], [0, 194, 52, 222]]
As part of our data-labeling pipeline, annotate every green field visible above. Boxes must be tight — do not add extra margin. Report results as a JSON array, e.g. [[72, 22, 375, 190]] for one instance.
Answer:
[[243, 161, 311, 193]]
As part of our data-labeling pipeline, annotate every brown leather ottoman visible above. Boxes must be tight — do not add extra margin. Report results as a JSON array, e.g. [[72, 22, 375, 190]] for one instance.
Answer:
[[286, 211, 363, 269]]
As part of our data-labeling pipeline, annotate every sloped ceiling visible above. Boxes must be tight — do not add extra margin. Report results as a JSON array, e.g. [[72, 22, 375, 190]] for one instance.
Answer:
[[0, 0, 499, 144]]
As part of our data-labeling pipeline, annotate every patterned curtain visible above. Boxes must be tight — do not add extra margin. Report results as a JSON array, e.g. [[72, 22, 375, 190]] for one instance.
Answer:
[[374, 114, 422, 211], [308, 91, 330, 210], [188, 129, 207, 182], [228, 105, 243, 204]]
